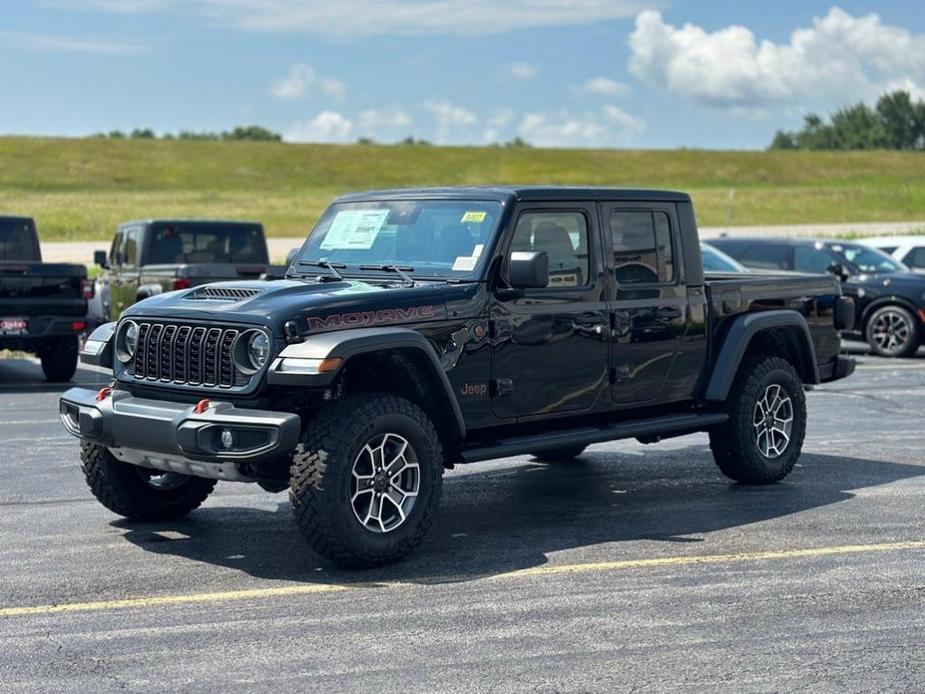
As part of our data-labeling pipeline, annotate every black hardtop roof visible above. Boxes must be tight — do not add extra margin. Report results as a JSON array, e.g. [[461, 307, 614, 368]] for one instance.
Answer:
[[119, 219, 263, 229], [713, 237, 859, 247], [334, 186, 691, 204], [0, 214, 34, 222]]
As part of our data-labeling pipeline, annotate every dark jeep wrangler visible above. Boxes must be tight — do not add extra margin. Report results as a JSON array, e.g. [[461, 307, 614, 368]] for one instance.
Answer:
[[60, 187, 856, 567]]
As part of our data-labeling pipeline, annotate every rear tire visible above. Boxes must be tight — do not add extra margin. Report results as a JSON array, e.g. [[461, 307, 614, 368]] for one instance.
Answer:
[[290, 393, 443, 569], [531, 445, 587, 462], [709, 355, 806, 484], [80, 442, 216, 521], [40, 335, 79, 382], [865, 305, 920, 358]]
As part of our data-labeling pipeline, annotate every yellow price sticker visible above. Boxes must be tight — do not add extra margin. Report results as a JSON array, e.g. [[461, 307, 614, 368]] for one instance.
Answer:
[[461, 211, 487, 223]]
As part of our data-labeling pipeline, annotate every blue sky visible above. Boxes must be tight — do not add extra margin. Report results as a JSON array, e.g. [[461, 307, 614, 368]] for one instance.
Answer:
[[1, 1, 923, 148]]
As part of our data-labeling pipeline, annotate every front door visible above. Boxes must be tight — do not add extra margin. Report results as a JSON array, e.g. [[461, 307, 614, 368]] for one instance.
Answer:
[[108, 227, 140, 319], [604, 203, 690, 405], [490, 204, 609, 419]]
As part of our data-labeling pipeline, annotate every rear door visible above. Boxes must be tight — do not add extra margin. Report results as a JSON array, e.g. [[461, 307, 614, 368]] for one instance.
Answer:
[[490, 203, 609, 419], [604, 203, 690, 405]]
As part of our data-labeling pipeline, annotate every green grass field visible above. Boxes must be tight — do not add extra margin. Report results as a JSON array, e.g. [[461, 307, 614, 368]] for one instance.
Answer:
[[1, 136, 924, 241]]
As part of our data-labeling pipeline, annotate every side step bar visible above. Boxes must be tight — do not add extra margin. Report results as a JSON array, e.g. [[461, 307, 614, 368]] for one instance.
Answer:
[[460, 412, 729, 463]]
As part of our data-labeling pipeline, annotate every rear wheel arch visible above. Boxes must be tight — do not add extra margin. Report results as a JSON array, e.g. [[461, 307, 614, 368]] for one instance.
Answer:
[[859, 297, 920, 332]]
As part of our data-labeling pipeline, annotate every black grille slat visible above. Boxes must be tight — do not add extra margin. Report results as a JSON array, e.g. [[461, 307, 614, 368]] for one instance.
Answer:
[[129, 322, 246, 389]]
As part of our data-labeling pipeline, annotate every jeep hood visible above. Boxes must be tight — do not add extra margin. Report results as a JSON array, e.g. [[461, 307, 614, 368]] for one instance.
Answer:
[[122, 278, 449, 336]]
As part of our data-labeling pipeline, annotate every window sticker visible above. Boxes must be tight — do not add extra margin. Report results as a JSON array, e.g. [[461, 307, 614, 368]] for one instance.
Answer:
[[472, 244, 484, 258], [320, 210, 389, 251], [461, 211, 487, 224], [452, 255, 478, 272]]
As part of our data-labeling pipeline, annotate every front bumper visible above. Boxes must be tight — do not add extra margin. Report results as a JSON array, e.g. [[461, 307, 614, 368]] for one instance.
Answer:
[[59, 387, 301, 467], [819, 355, 856, 383]]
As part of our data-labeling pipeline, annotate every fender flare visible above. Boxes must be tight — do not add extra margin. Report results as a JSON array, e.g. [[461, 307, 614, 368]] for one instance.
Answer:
[[705, 310, 819, 402], [859, 296, 921, 333], [267, 327, 466, 438]]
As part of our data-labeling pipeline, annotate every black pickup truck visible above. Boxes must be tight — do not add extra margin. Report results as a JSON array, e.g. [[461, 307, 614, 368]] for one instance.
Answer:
[[1, 215, 92, 381], [92, 219, 277, 321], [61, 187, 855, 567]]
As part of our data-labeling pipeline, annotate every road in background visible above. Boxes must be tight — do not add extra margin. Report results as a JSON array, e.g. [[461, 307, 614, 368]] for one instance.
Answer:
[[1, 349, 924, 692], [39, 220, 925, 264]]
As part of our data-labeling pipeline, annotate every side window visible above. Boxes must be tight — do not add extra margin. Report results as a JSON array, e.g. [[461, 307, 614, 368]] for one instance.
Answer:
[[794, 246, 835, 274], [902, 247, 925, 270], [878, 246, 898, 255], [509, 211, 589, 288], [740, 244, 791, 270], [609, 210, 675, 284], [123, 229, 139, 266], [110, 231, 124, 266]]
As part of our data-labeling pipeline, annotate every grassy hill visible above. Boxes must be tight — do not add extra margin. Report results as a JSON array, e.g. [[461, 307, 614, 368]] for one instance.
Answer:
[[1, 136, 923, 241]]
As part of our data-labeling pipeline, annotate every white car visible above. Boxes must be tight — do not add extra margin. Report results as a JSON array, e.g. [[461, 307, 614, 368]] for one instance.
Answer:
[[858, 236, 925, 273]]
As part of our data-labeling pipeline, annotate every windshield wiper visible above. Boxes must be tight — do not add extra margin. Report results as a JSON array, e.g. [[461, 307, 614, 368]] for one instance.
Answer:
[[292, 260, 346, 281], [359, 264, 416, 286]]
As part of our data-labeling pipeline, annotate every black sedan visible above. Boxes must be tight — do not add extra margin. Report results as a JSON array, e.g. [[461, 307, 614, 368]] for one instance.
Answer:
[[711, 237, 925, 358]]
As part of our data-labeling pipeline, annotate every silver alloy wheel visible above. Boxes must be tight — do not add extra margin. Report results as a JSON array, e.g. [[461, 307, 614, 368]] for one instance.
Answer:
[[136, 468, 188, 490], [350, 433, 420, 533], [871, 309, 912, 354], [752, 384, 794, 459]]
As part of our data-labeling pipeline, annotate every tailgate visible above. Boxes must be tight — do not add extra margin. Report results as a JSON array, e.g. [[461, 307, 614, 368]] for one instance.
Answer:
[[0, 262, 88, 317]]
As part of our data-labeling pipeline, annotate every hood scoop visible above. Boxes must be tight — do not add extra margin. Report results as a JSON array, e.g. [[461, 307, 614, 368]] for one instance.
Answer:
[[185, 286, 263, 301]]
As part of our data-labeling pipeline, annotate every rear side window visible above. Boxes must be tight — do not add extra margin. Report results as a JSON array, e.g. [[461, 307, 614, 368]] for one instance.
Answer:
[[510, 211, 590, 288], [878, 246, 898, 255], [794, 246, 835, 274], [902, 246, 925, 270], [0, 218, 39, 261], [740, 244, 792, 270], [609, 210, 674, 284]]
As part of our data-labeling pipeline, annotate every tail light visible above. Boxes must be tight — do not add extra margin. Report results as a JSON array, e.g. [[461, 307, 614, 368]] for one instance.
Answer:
[[173, 277, 192, 290], [80, 279, 95, 299]]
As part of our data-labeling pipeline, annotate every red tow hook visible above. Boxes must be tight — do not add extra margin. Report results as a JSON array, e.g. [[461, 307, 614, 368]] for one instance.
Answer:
[[193, 399, 211, 414], [95, 386, 112, 402]]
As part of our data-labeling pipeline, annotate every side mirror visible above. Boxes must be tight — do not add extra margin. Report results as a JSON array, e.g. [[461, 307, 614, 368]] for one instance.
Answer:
[[509, 251, 549, 289], [826, 261, 849, 281], [94, 250, 109, 268]]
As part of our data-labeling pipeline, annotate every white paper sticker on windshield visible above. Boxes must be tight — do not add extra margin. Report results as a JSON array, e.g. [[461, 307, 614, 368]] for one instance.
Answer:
[[452, 256, 478, 272], [472, 244, 484, 258], [320, 210, 389, 251]]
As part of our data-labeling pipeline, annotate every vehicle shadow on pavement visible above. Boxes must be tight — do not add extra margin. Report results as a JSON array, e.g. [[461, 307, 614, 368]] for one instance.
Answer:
[[115, 448, 924, 586], [0, 360, 105, 394]]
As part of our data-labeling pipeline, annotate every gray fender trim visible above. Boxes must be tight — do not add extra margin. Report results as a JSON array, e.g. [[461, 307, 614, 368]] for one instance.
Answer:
[[267, 327, 466, 438], [705, 310, 819, 402]]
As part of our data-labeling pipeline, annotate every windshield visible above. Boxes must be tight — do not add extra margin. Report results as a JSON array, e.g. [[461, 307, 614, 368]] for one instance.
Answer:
[[0, 218, 39, 262], [701, 244, 748, 273], [827, 242, 907, 274], [297, 200, 502, 279], [149, 223, 267, 264]]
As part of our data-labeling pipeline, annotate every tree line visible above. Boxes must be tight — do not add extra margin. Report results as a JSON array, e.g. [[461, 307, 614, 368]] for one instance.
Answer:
[[770, 90, 925, 151], [93, 125, 282, 141]]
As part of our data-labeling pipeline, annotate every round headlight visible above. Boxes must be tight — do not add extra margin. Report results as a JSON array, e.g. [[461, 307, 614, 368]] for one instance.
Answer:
[[116, 320, 139, 363], [246, 332, 270, 370]]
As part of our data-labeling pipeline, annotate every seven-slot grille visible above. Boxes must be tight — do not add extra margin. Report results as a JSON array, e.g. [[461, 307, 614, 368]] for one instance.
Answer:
[[132, 322, 242, 388]]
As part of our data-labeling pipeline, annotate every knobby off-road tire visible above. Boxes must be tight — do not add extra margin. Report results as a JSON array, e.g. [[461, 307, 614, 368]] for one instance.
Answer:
[[865, 305, 920, 358], [81, 442, 217, 520], [709, 355, 806, 484], [290, 393, 443, 569], [531, 445, 587, 462], [40, 335, 79, 382]]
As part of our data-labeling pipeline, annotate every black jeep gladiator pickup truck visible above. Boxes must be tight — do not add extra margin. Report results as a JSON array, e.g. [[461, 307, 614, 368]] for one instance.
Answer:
[[1, 215, 93, 381], [60, 187, 855, 567], [92, 219, 278, 321]]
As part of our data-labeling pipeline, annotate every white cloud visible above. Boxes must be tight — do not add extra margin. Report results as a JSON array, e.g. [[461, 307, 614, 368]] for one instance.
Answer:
[[517, 106, 645, 147], [508, 62, 540, 80], [71, 0, 655, 36], [424, 99, 479, 144], [284, 111, 354, 143], [356, 108, 413, 141], [575, 77, 629, 96], [487, 108, 516, 129], [270, 63, 345, 100], [628, 7, 925, 111], [4, 30, 147, 54]]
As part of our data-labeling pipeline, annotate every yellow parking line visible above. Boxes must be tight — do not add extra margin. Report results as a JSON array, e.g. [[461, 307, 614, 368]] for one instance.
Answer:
[[1, 540, 922, 619]]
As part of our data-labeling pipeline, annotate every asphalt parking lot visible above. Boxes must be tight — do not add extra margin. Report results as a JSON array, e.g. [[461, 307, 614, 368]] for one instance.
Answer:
[[1, 346, 923, 693]]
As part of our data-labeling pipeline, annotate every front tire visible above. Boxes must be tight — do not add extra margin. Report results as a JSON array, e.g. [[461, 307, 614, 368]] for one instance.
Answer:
[[709, 355, 806, 484], [865, 305, 920, 358], [290, 393, 444, 568], [80, 442, 216, 520], [40, 335, 79, 382]]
